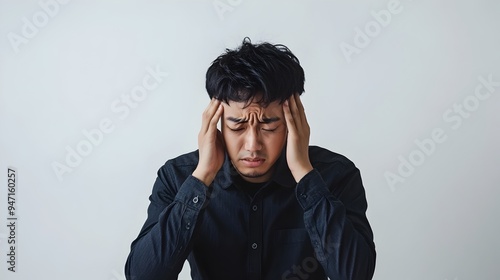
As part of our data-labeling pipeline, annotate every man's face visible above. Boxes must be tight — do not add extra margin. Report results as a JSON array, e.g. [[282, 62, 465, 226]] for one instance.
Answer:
[[221, 98, 287, 183]]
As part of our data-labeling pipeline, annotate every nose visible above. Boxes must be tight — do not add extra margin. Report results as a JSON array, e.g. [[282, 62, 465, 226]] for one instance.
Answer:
[[244, 127, 262, 152]]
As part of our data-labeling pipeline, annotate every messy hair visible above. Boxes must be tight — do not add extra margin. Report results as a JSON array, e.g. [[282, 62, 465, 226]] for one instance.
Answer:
[[205, 37, 305, 106]]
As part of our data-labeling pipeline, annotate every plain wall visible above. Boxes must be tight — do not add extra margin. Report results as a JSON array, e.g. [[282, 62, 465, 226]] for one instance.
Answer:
[[1, 0, 499, 279]]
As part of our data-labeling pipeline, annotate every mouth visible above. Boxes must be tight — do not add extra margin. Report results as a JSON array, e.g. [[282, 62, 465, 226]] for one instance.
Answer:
[[240, 157, 265, 168]]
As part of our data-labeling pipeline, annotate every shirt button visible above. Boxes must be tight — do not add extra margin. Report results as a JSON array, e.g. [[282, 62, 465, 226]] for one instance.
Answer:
[[186, 222, 191, 230], [192, 196, 199, 204], [252, 205, 258, 211], [251, 243, 258, 249]]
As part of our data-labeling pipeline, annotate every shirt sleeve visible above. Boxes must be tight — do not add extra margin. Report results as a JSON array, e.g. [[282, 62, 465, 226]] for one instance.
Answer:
[[295, 162, 376, 280], [125, 162, 211, 280]]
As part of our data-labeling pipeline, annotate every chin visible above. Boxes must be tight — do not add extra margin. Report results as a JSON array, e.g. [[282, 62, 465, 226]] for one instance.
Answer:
[[235, 165, 272, 179]]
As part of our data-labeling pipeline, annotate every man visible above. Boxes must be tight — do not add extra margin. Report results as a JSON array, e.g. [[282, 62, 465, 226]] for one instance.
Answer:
[[125, 38, 376, 280]]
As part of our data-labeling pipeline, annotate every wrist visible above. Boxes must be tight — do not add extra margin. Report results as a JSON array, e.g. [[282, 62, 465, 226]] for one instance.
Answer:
[[192, 168, 216, 187], [291, 164, 313, 183]]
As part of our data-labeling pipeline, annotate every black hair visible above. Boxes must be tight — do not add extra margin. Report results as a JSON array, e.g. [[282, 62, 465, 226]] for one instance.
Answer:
[[205, 37, 305, 106]]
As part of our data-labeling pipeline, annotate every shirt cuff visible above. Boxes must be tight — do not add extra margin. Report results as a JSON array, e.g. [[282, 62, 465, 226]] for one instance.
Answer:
[[295, 169, 331, 210], [174, 175, 212, 210]]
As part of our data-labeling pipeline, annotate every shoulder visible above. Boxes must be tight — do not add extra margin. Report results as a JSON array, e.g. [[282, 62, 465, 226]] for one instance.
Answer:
[[157, 150, 199, 185], [308, 145, 356, 170], [308, 146, 364, 195], [165, 150, 199, 168], [146, 150, 200, 206]]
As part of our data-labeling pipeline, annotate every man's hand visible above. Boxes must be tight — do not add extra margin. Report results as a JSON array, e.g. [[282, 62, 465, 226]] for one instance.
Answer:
[[192, 98, 225, 187], [283, 93, 314, 183]]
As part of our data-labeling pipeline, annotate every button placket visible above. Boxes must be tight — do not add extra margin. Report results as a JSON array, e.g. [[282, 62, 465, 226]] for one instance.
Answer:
[[248, 194, 263, 275]]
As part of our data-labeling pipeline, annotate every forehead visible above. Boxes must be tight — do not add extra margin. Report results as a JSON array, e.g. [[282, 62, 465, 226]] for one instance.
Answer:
[[222, 100, 283, 116]]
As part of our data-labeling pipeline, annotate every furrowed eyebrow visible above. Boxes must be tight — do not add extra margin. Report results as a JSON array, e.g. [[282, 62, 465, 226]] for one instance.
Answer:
[[226, 117, 247, 124], [260, 117, 281, 124], [226, 117, 281, 124]]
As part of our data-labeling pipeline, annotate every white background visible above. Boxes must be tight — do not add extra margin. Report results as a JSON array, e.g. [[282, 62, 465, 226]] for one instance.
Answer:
[[1, 0, 499, 279]]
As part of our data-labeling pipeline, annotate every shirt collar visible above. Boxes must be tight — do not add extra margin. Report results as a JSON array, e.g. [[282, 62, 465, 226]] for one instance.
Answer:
[[215, 145, 296, 189]]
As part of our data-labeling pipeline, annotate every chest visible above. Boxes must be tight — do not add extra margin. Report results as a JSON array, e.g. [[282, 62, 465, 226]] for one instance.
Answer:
[[190, 185, 322, 279]]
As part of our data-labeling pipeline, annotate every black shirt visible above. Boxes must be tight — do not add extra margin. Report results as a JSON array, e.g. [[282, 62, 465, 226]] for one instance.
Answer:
[[233, 170, 266, 199], [125, 146, 376, 280]]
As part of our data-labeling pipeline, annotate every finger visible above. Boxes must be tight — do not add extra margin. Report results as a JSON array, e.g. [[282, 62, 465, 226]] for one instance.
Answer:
[[201, 98, 215, 121], [294, 93, 308, 124], [217, 128, 226, 150], [208, 102, 223, 133], [283, 98, 296, 132], [288, 93, 302, 127], [201, 99, 221, 134], [200, 99, 214, 134], [294, 93, 305, 115]]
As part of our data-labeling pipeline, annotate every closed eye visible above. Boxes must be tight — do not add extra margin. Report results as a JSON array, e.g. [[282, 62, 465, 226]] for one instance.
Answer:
[[228, 127, 244, 132], [227, 126, 279, 132], [262, 127, 277, 132]]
